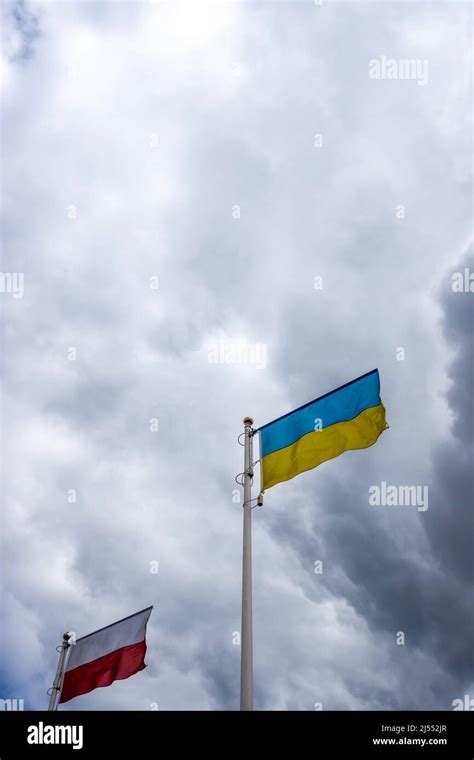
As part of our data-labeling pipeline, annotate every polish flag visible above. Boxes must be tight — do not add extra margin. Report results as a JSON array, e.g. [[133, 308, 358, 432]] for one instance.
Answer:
[[59, 606, 153, 704]]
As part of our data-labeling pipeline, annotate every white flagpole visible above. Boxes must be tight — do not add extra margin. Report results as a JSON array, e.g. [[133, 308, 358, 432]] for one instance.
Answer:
[[48, 633, 71, 711], [240, 416, 254, 710]]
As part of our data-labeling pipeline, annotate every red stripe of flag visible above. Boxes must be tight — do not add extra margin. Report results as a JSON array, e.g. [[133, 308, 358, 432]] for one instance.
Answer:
[[60, 640, 147, 704]]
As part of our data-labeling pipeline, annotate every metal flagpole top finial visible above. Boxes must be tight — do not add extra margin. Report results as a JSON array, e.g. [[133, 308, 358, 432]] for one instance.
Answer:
[[243, 416, 254, 426]]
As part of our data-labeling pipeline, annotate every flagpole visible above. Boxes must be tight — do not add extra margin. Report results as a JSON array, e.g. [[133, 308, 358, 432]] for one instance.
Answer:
[[48, 633, 71, 711], [240, 416, 254, 710]]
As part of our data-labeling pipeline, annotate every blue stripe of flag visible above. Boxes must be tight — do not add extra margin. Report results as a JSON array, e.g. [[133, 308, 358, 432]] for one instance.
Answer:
[[259, 369, 382, 458]]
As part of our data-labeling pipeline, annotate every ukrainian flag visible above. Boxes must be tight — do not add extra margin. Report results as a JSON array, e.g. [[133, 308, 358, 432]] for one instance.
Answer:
[[258, 369, 388, 491]]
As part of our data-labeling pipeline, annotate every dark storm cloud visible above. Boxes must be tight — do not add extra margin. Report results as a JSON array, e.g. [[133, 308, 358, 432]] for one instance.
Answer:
[[3, 0, 40, 62], [266, 248, 473, 706], [424, 247, 473, 584]]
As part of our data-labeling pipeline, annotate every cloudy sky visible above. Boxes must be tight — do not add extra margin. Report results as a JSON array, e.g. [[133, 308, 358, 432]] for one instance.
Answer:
[[1, 0, 472, 711]]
